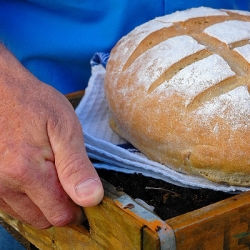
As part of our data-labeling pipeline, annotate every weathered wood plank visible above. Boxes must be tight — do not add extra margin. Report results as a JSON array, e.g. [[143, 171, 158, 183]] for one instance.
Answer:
[[0, 180, 148, 249], [166, 191, 250, 250], [2, 181, 250, 249], [0, 208, 96, 249]]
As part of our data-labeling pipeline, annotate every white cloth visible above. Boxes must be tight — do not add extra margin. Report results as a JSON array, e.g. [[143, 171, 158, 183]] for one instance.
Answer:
[[76, 64, 250, 193]]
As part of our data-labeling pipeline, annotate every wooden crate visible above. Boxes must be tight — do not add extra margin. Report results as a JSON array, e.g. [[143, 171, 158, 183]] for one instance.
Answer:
[[1, 179, 250, 250], [1, 91, 250, 249]]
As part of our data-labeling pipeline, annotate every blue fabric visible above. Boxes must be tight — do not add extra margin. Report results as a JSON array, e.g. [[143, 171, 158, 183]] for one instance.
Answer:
[[0, 0, 249, 94], [90, 52, 110, 68], [0, 0, 164, 94], [0, 225, 25, 250]]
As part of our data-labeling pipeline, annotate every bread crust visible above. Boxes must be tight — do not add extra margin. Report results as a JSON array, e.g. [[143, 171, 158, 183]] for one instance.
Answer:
[[104, 7, 250, 186]]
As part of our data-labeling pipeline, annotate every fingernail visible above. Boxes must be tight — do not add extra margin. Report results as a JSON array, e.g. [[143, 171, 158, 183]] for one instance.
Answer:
[[75, 178, 102, 198]]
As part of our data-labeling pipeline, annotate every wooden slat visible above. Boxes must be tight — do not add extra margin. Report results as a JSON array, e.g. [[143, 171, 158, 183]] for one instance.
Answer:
[[82, 180, 144, 250], [143, 227, 161, 250], [0, 213, 92, 250], [0, 180, 153, 250], [166, 191, 250, 250], [2, 181, 250, 249]]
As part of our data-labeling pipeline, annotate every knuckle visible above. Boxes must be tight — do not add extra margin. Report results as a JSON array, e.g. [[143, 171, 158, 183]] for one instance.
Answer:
[[49, 210, 75, 227]]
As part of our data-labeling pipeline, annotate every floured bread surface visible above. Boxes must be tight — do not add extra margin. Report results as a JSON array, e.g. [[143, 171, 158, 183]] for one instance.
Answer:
[[104, 7, 250, 186]]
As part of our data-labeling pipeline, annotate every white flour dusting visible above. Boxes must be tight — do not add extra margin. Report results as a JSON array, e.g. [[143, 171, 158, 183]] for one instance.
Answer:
[[223, 9, 250, 16], [157, 54, 235, 106], [155, 7, 228, 23], [125, 35, 205, 90], [114, 20, 172, 67], [193, 85, 250, 130], [204, 20, 250, 44]]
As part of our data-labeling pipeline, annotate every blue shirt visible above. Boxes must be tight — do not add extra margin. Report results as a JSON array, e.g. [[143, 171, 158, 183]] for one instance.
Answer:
[[0, 0, 249, 94]]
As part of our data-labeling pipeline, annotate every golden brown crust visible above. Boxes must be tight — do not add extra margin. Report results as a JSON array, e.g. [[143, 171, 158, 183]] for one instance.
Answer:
[[104, 7, 250, 186]]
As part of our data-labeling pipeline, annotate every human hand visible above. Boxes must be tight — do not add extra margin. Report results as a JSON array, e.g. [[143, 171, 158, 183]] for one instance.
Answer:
[[0, 44, 104, 228]]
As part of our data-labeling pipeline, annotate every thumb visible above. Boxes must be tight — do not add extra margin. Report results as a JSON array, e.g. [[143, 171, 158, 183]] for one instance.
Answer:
[[49, 114, 104, 207], [59, 148, 104, 207]]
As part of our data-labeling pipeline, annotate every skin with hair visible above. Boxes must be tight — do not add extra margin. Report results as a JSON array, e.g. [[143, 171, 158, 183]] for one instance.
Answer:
[[0, 44, 104, 229]]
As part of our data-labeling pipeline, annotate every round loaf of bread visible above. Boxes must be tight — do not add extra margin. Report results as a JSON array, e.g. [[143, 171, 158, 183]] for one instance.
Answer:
[[104, 7, 250, 186]]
